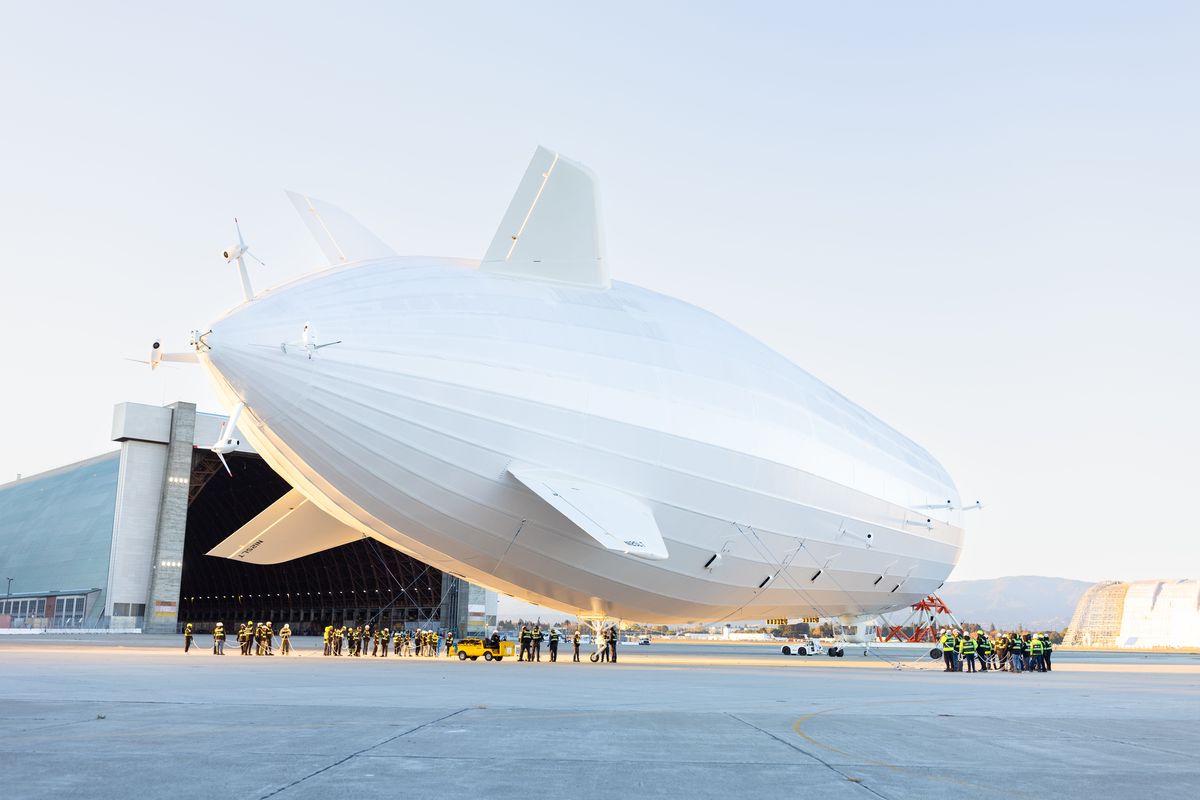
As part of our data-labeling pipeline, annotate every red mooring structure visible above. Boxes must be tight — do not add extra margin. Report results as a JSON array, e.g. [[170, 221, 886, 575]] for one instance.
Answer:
[[879, 595, 961, 642]]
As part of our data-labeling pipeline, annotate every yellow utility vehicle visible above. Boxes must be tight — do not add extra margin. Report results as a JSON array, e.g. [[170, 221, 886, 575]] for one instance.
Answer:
[[455, 637, 514, 661]]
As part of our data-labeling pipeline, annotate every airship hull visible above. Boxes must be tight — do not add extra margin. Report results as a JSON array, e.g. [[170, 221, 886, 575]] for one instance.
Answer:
[[199, 257, 963, 623]]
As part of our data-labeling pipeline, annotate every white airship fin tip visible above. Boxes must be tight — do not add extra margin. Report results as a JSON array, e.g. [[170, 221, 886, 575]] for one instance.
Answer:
[[508, 466, 668, 560], [481, 146, 610, 290], [286, 190, 398, 267], [206, 488, 362, 564]]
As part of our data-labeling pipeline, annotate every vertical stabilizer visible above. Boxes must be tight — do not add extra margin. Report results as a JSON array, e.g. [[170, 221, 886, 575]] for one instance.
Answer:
[[481, 146, 609, 289], [286, 191, 397, 266]]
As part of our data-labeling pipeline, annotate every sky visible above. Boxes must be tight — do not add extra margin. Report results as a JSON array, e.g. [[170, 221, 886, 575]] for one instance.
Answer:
[[1, 3, 1197, 609]]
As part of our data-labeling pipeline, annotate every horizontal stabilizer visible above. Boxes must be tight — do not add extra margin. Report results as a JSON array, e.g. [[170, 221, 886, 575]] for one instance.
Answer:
[[206, 488, 363, 564], [286, 191, 397, 266], [508, 466, 668, 560], [481, 146, 609, 289]]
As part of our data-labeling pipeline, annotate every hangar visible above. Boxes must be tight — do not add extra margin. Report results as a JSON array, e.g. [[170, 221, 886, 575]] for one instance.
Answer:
[[1065, 579, 1200, 649], [0, 401, 496, 635]]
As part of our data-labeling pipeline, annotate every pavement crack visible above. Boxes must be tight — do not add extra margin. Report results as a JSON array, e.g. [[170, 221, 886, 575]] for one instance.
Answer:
[[257, 707, 470, 799], [725, 712, 892, 800]]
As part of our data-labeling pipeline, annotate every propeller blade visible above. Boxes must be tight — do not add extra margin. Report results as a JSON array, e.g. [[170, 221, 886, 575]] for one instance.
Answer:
[[217, 451, 231, 476]]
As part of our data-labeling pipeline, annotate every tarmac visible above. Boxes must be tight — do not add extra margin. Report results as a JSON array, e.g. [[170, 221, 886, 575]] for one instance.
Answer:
[[1, 635, 1197, 799]]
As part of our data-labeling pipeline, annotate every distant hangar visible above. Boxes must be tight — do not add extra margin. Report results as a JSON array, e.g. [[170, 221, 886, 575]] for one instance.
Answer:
[[1065, 579, 1200, 649]]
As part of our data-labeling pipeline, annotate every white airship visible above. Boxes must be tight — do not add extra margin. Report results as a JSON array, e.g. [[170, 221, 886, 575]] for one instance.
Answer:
[[191, 146, 970, 625]]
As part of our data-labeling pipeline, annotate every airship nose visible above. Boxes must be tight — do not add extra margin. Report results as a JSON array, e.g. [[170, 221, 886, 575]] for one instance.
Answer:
[[204, 303, 314, 426]]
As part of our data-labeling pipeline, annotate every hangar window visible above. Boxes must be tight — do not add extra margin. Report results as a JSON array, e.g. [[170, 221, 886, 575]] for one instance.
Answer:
[[1, 598, 46, 617], [53, 596, 86, 627], [112, 603, 146, 617]]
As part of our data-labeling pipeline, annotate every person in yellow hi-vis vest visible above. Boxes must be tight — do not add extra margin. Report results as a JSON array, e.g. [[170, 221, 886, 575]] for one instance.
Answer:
[[958, 632, 978, 673]]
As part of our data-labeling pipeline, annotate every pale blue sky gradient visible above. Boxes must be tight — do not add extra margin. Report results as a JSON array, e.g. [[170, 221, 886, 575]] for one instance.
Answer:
[[1, 3, 1197, 589]]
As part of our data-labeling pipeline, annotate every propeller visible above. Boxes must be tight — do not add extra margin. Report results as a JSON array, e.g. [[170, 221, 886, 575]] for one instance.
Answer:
[[222, 218, 264, 302], [211, 402, 245, 476], [125, 339, 165, 369]]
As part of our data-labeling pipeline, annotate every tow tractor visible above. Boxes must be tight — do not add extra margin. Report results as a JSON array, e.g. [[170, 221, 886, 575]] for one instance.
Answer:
[[455, 637, 515, 662], [780, 637, 845, 658]]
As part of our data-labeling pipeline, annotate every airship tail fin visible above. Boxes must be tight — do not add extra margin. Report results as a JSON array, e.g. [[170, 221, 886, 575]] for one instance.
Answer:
[[286, 191, 398, 266], [508, 466, 668, 560], [206, 487, 363, 564], [481, 146, 610, 290]]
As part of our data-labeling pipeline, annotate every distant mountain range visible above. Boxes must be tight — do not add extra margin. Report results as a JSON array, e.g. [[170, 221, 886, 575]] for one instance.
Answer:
[[933, 576, 1095, 631]]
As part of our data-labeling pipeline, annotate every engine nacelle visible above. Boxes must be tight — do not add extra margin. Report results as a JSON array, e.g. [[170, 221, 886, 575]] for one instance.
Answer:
[[222, 243, 245, 262]]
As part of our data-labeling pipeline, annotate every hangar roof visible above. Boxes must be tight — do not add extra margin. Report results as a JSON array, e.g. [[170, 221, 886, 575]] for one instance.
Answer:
[[0, 452, 119, 611]]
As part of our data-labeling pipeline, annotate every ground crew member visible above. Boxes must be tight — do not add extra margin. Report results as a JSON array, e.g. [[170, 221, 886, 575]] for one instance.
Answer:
[[1029, 633, 1045, 672], [213, 621, 225, 655], [237, 623, 247, 655], [532, 626, 543, 662], [393, 629, 402, 656], [431, 630, 440, 657], [548, 628, 560, 662], [381, 627, 390, 657], [977, 631, 992, 672], [518, 626, 531, 662], [1042, 633, 1053, 671], [445, 631, 454, 657], [334, 625, 344, 656], [183, 622, 194, 653], [609, 626, 619, 663], [572, 629, 581, 662], [323, 625, 333, 656], [994, 632, 1008, 671], [1009, 632, 1025, 672], [363, 623, 372, 655], [959, 631, 978, 673], [938, 629, 957, 672], [280, 623, 291, 655]]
